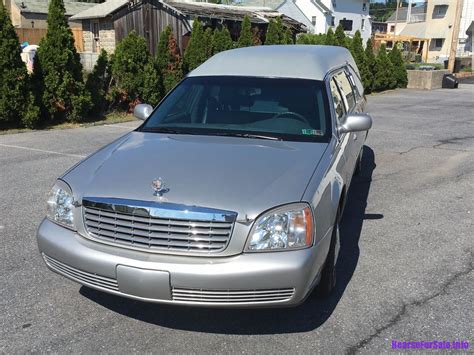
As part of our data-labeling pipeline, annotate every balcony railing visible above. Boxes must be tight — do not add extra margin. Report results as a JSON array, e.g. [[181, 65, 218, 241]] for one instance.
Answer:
[[407, 13, 426, 23]]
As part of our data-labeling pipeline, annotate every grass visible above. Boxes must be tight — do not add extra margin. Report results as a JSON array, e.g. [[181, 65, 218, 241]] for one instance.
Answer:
[[0, 111, 137, 135]]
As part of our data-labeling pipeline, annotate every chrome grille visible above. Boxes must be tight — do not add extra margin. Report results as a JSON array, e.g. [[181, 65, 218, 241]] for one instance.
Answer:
[[43, 254, 119, 291], [82, 197, 236, 253], [172, 287, 295, 303]]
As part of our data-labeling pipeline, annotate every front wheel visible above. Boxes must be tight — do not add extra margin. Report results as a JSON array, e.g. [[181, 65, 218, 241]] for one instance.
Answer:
[[316, 221, 339, 297]]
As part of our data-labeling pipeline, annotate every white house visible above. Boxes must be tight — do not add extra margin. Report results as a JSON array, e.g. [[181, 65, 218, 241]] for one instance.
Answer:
[[458, 0, 473, 56], [237, 0, 372, 42]]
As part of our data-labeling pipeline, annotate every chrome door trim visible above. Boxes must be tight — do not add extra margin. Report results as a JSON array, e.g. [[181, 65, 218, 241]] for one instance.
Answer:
[[82, 197, 238, 223]]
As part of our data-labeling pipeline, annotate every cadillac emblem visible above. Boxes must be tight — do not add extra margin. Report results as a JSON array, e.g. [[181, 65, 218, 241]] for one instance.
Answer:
[[152, 178, 169, 196]]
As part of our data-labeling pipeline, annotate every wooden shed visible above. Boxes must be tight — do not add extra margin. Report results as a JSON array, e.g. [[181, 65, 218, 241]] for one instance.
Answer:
[[70, 0, 307, 55]]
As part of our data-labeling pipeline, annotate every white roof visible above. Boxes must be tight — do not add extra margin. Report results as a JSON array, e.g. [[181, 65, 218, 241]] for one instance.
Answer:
[[188, 45, 357, 81]]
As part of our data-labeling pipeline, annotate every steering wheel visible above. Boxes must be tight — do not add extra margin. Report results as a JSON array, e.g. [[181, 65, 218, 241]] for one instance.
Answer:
[[272, 111, 310, 125]]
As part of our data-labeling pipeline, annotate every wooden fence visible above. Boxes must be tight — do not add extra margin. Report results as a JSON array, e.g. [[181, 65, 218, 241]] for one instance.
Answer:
[[15, 28, 84, 52]]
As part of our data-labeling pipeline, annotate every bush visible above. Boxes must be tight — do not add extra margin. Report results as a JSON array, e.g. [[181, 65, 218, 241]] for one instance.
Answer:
[[374, 44, 396, 91], [0, 2, 39, 128], [325, 27, 335, 45], [85, 49, 110, 116], [296, 33, 326, 45], [111, 30, 153, 107], [237, 15, 253, 48], [265, 18, 283, 45], [283, 28, 293, 44], [389, 43, 408, 88], [34, 0, 91, 123], [161, 31, 183, 94], [364, 38, 376, 92], [334, 24, 348, 48], [351, 30, 371, 93], [212, 27, 233, 54], [183, 20, 207, 72]]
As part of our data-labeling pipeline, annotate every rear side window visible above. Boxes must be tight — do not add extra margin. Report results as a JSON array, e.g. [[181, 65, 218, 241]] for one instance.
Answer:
[[334, 71, 356, 112], [347, 66, 364, 100], [329, 78, 345, 121]]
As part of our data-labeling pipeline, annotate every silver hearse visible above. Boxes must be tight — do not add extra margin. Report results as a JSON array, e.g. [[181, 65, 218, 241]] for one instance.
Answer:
[[38, 45, 372, 307]]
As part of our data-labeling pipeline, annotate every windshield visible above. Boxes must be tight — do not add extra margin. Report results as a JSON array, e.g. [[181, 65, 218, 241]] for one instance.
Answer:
[[140, 76, 331, 142]]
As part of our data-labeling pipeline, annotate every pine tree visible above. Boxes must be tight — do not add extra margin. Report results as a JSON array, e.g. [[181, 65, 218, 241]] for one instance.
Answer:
[[85, 49, 110, 116], [265, 17, 285, 45], [334, 24, 348, 48], [0, 3, 39, 128], [364, 38, 376, 93], [283, 28, 293, 44], [237, 15, 253, 48], [373, 44, 395, 92], [296, 33, 326, 45], [325, 27, 335, 45], [34, 0, 91, 122], [389, 42, 408, 88], [212, 27, 233, 54], [351, 31, 371, 93], [162, 32, 183, 94], [141, 62, 161, 106], [111, 30, 152, 105], [183, 20, 207, 72], [156, 26, 172, 72], [203, 27, 214, 59]]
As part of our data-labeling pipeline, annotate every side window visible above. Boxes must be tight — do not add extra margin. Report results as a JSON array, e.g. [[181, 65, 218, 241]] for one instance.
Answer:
[[347, 66, 364, 101], [334, 71, 356, 112], [329, 78, 345, 121]]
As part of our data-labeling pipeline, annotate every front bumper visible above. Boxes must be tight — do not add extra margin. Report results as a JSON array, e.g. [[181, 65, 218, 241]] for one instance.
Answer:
[[37, 219, 330, 307]]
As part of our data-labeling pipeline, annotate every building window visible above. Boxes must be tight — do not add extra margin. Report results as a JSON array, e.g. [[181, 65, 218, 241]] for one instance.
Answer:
[[340, 18, 353, 31], [433, 5, 448, 18], [390, 25, 396, 32], [434, 38, 444, 48], [362, 2, 367, 11], [361, 19, 365, 31], [331, 16, 335, 27], [332, 0, 336, 8], [312, 16, 317, 27]]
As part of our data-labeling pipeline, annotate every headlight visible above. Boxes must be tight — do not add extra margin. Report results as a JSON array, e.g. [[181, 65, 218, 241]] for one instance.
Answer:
[[246, 203, 313, 252], [46, 181, 75, 230]]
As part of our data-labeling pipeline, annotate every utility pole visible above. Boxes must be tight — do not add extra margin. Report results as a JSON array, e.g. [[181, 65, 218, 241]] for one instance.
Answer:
[[394, 0, 401, 35], [448, 0, 463, 72], [407, 0, 412, 23]]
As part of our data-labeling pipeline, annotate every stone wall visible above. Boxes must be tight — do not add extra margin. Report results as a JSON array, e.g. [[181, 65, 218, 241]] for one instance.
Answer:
[[82, 19, 116, 54], [407, 70, 450, 90]]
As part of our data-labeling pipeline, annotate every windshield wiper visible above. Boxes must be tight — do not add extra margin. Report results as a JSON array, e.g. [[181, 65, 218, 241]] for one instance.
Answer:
[[212, 132, 282, 141], [140, 127, 196, 134]]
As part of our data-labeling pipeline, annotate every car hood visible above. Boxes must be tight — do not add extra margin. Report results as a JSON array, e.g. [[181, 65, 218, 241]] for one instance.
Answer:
[[63, 132, 328, 219]]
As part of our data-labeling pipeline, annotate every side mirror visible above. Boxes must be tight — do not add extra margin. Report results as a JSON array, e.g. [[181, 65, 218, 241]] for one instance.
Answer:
[[338, 113, 372, 134], [134, 104, 153, 121]]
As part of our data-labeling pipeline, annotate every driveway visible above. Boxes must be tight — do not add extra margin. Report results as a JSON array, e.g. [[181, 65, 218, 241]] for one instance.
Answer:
[[0, 84, 472, 353]]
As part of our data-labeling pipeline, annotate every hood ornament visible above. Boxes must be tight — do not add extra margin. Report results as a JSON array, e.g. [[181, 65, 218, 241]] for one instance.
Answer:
[[152, 178, 169, 196]]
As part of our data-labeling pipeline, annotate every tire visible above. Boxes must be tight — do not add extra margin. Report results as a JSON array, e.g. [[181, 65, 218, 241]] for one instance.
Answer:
[[316, 220, 340, 297]]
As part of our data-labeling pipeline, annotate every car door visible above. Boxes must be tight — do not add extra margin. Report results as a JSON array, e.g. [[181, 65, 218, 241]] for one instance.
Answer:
[[333, 70, 360, 173], [346, 66, 368, 155]]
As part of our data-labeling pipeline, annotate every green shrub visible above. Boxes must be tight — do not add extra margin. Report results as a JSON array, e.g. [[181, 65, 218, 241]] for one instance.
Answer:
[[325, 27, 335, 45], [283, 28, 293, 44], [265, 18, 283, 45], [0, 2, 39, 128], [85, 49, 110, 116], [351, 31, 372, 94], [34, 0, 91, 123], [161, 31, 183, 94], [389, 43, 408, 88], [111, 30, 153, 106], [364, 38, 376, 92], [183, 20, 207, 72], [296, 33, 326, 45], [212, 27, 233, 54], [374, 44, 396, 91], [237, 15, 253, 48], [334, 24, 348, 48]]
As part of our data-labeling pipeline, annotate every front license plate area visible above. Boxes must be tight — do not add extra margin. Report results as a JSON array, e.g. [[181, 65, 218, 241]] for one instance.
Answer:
[[116, 265, 171, 300]]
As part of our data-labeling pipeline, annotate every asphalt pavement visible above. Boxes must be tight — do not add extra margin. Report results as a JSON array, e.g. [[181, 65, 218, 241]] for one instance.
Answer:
[[0, 83, 473, 353]]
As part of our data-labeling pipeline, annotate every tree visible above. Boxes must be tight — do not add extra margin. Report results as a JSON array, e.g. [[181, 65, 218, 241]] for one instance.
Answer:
[[111, 30, 152, 106], [34, 0, 91, 122], [296, 33, 326, 45], [156, 26, 172, 72], [389, 42, 408, 88], [351, 30, 371, 93], [141, 62, 161, 106], [0, 3, 39, 128], [183, 20, 207, 72], [373, 44, 396, 92], [325, 27, 335, 45], [212, 27, 233, 54], [162, 32, 183, 94], [283, 28, 293, 44], [265, 18, 283, 45], [85, 49, 110, 116], [334, 24, 348, 48], [364, 38, 376, 93], [203, 27, 214, 59], [237, 15, 253, 48]]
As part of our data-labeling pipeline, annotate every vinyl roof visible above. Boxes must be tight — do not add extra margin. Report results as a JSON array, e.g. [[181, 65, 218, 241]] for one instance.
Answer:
[[14, 0, 96, 16], [188, 45, 357, 81]]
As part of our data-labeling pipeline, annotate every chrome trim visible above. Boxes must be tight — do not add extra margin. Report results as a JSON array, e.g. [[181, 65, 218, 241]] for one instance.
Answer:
[[82, 197, 238, 223]]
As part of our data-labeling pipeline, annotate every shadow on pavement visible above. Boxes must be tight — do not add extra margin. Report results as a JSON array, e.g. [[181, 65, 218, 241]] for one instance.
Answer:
[[81, 146, 379, 334]]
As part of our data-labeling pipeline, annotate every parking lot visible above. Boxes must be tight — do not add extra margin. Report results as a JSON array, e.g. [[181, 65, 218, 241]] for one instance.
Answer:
[[1, 82, 473, 353]]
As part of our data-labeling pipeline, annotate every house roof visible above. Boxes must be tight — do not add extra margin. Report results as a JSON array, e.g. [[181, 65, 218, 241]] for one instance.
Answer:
[[233, 0, 285, 11], [386, 6, 426, 23], [14, 0, 96, 16], [70, 0, 129, 20], [188, 45, 357, 81], [277, 0, 313, 30]]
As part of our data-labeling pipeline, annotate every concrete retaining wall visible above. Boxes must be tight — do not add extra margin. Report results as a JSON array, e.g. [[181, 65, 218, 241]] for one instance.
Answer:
[[407, 70, 450, 90]]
